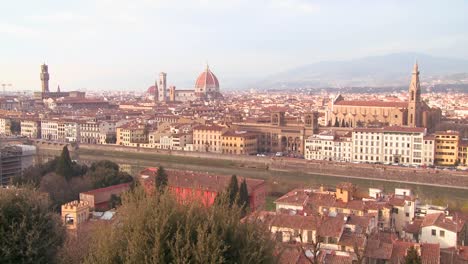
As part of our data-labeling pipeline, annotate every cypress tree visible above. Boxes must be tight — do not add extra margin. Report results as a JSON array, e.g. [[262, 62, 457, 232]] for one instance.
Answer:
[[155, 166, 168, 192], [227, 175, 239, 206], [55, 146, 73, 180], [405, 246, 421, 264], [239, 178, 249, 210]]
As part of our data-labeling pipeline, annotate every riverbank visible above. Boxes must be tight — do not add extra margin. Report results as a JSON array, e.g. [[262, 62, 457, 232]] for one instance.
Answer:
[[35, 146, 468, 210]]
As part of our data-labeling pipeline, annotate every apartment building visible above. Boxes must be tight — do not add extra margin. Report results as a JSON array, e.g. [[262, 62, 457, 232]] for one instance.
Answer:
[[422, 135, 436, 166], [80, 121, 100, 144], [434, 130, 459, 166], [41, 120, 59, 141], [20, 119, 41, 139], [459, 139, 468, 166], [304, 131, 352, 161], [0, 117, 11, 136], [116, 123, 148, 147], [221, 130, 257, 155], [352, 126, 427, 166], [193, 125, 228, 153], [58, 121, 80, 142]]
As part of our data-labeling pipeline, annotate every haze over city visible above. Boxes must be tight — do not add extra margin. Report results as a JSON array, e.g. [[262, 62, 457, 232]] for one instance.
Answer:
[[2, 0, 468, 91]]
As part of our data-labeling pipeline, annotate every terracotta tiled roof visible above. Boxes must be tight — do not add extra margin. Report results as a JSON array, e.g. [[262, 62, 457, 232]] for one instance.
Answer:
[[318, 216, 345, 238], [140, 168, 265, 193], [334, 100, 407, 108], [421, 213, 464, 233], [390, 241, 416, 264], [270, 214, 320, 231], [365, 239, 393, 260], [323, 254, 353, 264], [404, 219, 423, 234], [274, 189, 311, 207], [421, 243, 440, 264]]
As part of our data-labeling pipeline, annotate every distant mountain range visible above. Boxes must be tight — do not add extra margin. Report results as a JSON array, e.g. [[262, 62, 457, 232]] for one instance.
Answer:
[[254, 52, 468, 89]]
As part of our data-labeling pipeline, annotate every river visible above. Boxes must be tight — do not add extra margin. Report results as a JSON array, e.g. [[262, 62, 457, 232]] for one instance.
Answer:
[[35, 149, 468, 209]]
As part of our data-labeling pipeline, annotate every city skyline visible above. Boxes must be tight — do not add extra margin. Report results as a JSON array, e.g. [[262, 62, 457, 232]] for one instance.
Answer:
[[2, 0, 468, 91]]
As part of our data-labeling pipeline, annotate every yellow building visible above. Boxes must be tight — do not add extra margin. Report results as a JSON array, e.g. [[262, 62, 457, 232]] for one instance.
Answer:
[[20, 118, 41, 139], [0, 117, 11, 136], [193, 125, 228, 153], [458, 139, 468, 166], [221, 130, 258, 155], [434, 131, 459, 166], [61, 200, 90, 230], [116, 123, 148, 147]]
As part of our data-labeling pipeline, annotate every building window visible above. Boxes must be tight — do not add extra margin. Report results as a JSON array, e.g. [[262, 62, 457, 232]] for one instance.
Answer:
[[440, 230, 445, 237], [431, 229, 436, 236], [405, 213, 409, 217]]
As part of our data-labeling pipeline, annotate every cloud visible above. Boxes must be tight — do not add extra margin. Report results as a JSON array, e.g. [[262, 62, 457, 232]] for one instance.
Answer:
[[0, 24, 39, 37], [27, 12, 88, 23], [269, 0, 320, 14]]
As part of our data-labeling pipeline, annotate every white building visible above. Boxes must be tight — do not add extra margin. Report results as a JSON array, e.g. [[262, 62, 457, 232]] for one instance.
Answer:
[[58, 121, 80, 142], [420, 213, 465, 248], [80, 121, 100, 144], [304, 131, 352, 162], [41, 120, 59, 141], [389, 188, 417, 233], [352, 126, 428, 166]]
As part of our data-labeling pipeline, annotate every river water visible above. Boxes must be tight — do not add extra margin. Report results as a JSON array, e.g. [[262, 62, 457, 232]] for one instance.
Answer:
[[35, 149, 468, 209]]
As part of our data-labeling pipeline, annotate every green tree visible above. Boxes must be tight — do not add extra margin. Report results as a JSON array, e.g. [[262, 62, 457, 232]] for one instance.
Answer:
[[239, 178, 249, 209], [84, 187, 276, 264], [227, 175, 239, 206], [55, 146, 73, 180], [405, 246, 421, 264], [155, 166, 168, 192], [9, 119, 21, 134], [0, 188, 65, 264]]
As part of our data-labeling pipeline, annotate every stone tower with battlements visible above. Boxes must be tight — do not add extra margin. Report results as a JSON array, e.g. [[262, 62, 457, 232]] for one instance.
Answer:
[[40, 64, 50, 93]]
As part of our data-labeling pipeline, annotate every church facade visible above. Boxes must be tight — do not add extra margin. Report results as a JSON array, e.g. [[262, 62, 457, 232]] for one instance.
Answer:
[[326, 63, 441, 130]]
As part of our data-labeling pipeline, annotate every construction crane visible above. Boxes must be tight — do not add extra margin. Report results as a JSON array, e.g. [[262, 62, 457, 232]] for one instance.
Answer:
[[1, 83, 12, 94]]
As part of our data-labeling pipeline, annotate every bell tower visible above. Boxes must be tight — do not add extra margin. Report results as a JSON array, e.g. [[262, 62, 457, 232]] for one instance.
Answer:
[[408, 63, 421, 127], [158, 72, 167, 102], [40, 64, 50, 93]]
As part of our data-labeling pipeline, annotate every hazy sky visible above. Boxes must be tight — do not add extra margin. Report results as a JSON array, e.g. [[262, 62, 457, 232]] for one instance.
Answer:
[[1, 0, 468, 91]]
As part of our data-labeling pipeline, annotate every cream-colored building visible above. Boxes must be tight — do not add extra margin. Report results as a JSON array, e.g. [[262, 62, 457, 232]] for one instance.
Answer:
[[389, 188, 417, 233], [193, 125, 228, 153], [422, 135, 436, 166], [221, 130, 257, 155], [459, 139, 468, 166], [61, 200, 90, 230], [80, 121, 100, 144], [434, 131, 459, 166], [58, 120, 80, 142], [304, 131, 352, 161], [0, 117, 11, 136], [116, 123, 148, 147], [41, 120, 59, 141], [20, 119, 41, 139]]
